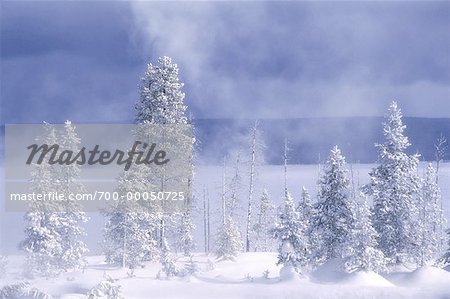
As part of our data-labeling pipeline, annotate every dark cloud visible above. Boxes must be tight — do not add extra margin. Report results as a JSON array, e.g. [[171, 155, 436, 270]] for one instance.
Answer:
[[1, 1, 449, 124], [1, 1, 146, 124]]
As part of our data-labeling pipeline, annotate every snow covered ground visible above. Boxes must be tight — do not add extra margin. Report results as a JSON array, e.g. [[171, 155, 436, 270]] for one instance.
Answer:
[[1, 253, 450, 299]]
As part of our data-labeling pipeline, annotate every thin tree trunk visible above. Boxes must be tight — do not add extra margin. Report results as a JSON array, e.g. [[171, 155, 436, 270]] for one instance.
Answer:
[[123, 217, 127, 269], [246, 122, 257, 252], [284, 138, 288, 196], [207, 187, 211, 253], [203, 185, 207, 253], [222, 157, 227, 225]]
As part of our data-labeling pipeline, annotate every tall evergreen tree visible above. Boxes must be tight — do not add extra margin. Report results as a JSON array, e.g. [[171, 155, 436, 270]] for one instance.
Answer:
[[312, 146, 353, 264], [342, 192, 386, 273], [57, 121, 89, 271], [103, 56, 193, 269], [21, 124, 61, 276], [134, 56, 193, 252], [364, 101, 421, 264], [21, 123, 88, 276]]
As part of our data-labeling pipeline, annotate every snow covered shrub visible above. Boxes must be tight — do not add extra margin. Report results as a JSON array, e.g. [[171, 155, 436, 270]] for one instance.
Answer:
[[126, 269, 135, 278], [206, 259, 215, 271], [0, 282, 52, 299], [86, 275, 124, 299], [439, 229, 450, 266], [215, 215, 243, 260], [245, 273, 254, 282], [273, 192, 309, 273], [183, 256, 199, 276], [175, 211, 196, 256]]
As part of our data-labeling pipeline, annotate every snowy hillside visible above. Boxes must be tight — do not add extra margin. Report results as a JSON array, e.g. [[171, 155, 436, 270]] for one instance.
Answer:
[[1, 253, 450, 299], [1, 162, 450, 298]]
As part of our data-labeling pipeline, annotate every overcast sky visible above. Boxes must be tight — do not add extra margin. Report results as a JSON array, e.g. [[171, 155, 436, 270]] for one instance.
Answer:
[[1, 1, 449, 124]]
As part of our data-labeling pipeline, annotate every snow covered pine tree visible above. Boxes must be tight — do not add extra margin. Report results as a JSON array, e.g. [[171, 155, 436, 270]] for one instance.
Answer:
[[364, 101, 422, 265], [311, 146, 353, 265], [21, 123, 62, 277], [21, 122, 88, 276], [297, 186, 319, 269], [215, 215, 244, 260], [57, 121, 89, 271], [103, 56, 193, 270], [135, 55, 194, 252], [273, 191, 309, 276]]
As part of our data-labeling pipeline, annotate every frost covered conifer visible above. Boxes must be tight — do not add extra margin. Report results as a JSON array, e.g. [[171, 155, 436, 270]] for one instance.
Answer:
[[136, 56, 187, 125], [176, 209, 195, 256], [297, 186, 320, 267], [134, 56, 193, 253], [215, 215, 243, 260], [0, 282, 52, 299], [103, 166, 159, 269], [342, 192, 386, 273], [21, 210, 64, 277], [103, 206, 159, 269], [364, 102, 421, 264], [419, 163, 446, 265], [105, 56, 192, 268], [20, 124, 61, 274], [312, 146, 353, 264], [253, 189, 276, 252], [297, 187, 314, 223], [273, 192, 309, 272], [56, 121, 89, 271], [159, 237, 179, 278], [21, 124, 65, 276], [440, 230, 450, 266], [86, 275, 124, 299]]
